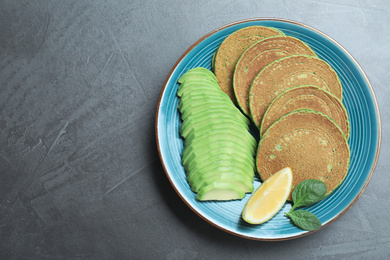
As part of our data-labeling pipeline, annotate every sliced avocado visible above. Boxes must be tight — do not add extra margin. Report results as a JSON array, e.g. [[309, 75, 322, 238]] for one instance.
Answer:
[[196, 182, 245, 201], [178, 99, 245, 121], [181, 105, 246, 122], [190, 171, 254, 191], [182, 105, 249, 125], [178, 85, 230, 103], [178, 67, 217, 84], [178, 94, 234, 115], [178, 77, 218, 87], [178, 78, 220, 91], [177, 66, 258, 199], [189, 166, 254, 183], [181, 105, 249, 126], [182, 135, 256, 168], [187, 165, 254, 184], [182, 124, 254, 142], [191, 172, 254, 193], [184, 148, 255, 174], [180, 115, 249, 138], [178, 82, 237, 112], [183, 138, 256, 166], [178, 80, 218, 94], [178, 89, 230, 103], [179, 72, 218, 84], [177, 81, 220, 97], [178, 96, 229, 113], [187, 158, 255, 181], [184, 125, 256, 148], [182, 137, 255, 167]]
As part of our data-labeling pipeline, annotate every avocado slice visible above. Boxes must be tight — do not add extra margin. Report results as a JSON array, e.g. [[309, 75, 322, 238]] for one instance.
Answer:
[[180, 105, 247, 123], [178, 99, 246, 121], [178, 96, 231, 113], [178, 85, 220, 99], [184, 125, 256, 148], [191, 173, 254, 193], [182, 139, 255, 165], [178, 74, 217, 85], [178, 67, 217, 84], [178, 82, 243, 118], [190, 171, 254, 193], [186, 158, 255, 182], [196, 182, 246, 201], [180, 115, 249, 138], [178, 90, 231, 105], [177, 81, 221, 97], [178, 87, 232, 106], [182, 137, 255, 168], [180, 105, 250, 126], [179, 91, 247, 111], [184, 148, 255, 174], [187, 165, 254, 185]]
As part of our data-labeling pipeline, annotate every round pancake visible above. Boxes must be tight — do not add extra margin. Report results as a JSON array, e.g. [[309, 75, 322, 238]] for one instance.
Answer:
[[249, 55, 343, 128], [233, 36, 316, 116], [260, 85, 350, 139], [213, 26, 283, 105], [256, 109, 350, 201]]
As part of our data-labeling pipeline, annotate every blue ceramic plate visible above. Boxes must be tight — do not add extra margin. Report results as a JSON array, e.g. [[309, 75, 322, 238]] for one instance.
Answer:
[[155, 18, 381, 240]]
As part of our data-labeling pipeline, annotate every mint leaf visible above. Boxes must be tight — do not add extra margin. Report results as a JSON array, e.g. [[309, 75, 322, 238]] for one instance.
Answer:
[[292, 179, 327, 209], [286, 179, 327, 231], [287, 210, 322, 231]]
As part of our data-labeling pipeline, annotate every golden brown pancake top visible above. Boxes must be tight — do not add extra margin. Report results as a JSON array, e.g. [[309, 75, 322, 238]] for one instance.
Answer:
[[249, 55, 343, 128], [260, 85, 349, 139], [213, 26, 283, 105], [233, 36, 316, 116], [256, 109, 350, 200]]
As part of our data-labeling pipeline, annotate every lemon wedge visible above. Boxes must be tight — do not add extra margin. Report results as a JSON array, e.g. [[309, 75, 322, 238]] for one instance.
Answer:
[[242, 167, 293, 224]]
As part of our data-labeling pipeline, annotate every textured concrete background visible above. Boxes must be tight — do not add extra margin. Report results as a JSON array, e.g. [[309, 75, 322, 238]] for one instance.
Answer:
[[0, 0, 388, 259]]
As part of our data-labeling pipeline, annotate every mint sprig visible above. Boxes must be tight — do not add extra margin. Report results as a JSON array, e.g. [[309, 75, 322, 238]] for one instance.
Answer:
[[285, 179, 327, 231]]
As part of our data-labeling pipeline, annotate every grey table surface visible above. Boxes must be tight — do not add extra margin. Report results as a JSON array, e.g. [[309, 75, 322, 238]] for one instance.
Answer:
[[1, 0, 389, 259]]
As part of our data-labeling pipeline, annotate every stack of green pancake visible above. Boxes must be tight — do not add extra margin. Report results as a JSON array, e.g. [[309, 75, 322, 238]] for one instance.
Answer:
[[212, 25, 350, 199]]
